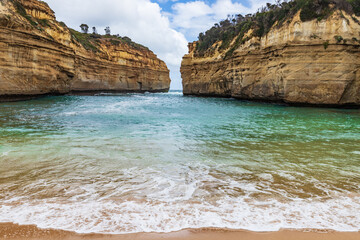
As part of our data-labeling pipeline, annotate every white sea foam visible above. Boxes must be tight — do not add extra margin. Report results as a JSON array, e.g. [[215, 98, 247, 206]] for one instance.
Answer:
[[257, 173, 274, 182], [61, 96, 157, 116], [1, 162, 359, 234], [276, 171, 297, 181], [166, 91, 183, 95], [0, 165, 359, 234], [0, 151, 9, 157], [0, 195, 359, 234]]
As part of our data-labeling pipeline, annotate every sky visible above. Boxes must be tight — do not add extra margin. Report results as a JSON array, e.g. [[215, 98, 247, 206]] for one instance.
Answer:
[[44, 0, 275, 90]]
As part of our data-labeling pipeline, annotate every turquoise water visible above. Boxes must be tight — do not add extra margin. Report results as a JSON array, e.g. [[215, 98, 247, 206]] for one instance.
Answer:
[[0, 91, 359, 233]]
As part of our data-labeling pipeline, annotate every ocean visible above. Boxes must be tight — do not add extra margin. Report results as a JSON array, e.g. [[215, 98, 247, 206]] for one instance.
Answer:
[[0, 91, 359, 233]]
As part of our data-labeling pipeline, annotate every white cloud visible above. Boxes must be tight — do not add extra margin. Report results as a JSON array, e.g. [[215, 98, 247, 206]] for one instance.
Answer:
[[211, 0, 248, 18], [155, 0, 179, 3], [171, 1, 213, 37]]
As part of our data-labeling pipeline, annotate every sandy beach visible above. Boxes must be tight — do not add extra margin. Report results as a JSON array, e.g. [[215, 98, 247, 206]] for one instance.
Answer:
[[0, 223, 359, 240]]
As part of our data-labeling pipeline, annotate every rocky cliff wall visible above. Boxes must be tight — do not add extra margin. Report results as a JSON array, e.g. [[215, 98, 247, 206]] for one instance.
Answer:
[[181, 11, 360, 107], [0, 0, 170, 100]]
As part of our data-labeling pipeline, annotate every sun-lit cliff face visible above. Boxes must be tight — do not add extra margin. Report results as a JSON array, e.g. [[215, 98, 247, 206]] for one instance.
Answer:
[[181, 8, 360, 107], [0, 0, 170, 100]]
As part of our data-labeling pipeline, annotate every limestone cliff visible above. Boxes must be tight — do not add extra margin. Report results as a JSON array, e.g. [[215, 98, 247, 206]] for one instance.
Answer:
[[181, 2, 360, 107], [0, 0, 170, 100]]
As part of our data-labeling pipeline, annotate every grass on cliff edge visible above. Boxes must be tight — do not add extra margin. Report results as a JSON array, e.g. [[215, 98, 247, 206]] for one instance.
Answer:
[[69, 29, 149, 52], [103, 35, 149, 50], [69, 29, 100, 52], [195, 0, 360, 58]]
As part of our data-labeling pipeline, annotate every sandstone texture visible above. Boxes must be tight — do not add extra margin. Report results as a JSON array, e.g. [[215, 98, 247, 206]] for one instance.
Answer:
[[0, 0, 170, 100], [181, 11, 360, 107]]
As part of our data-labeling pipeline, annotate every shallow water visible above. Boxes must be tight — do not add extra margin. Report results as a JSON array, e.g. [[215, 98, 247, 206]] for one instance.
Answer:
[[0, 91, 359, 233]]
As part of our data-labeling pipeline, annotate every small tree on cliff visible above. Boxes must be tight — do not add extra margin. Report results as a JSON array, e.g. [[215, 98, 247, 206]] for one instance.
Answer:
[[105, 26, 111, 35], [92, 26, 97, 34], [80, 24, 89, 34]]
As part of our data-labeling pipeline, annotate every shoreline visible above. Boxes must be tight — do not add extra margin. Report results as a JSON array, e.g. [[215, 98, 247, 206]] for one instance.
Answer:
[[182, 93, 360, 109], [0, 89, 171, 103], [1, 223, 359, 240]]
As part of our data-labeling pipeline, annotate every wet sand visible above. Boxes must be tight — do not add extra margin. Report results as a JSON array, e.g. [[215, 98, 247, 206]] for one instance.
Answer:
[[0, 223, 359, 240]]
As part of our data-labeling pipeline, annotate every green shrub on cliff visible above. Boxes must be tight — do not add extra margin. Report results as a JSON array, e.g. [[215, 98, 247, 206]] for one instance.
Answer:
[[59, 22, 67, 28], [195, 0, 360, 57], [38, 19, 50, 28], [195, 18, 253, 57], [323, 40, 330, 49], [348, 0, 360, 15], [69, 29, 100, 52], [120, 36, 149, 50], [110, 39, 121, 46], [334, 35, 344, 43], [297, 0, 332, 22]]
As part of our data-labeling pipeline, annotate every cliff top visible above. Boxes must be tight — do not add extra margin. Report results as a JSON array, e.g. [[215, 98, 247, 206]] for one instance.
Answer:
[[68, 29, 149, 53], [194, 0, 360, 58]]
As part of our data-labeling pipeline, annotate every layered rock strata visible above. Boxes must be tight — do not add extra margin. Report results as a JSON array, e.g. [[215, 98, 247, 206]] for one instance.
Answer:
[[181, 11, 360, 107], [0, 0, 170, 100]]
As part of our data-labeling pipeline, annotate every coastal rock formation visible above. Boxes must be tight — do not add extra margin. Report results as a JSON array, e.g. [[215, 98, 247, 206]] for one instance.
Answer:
[[181, 5, 360, 106], [0, 0, 170, 100]]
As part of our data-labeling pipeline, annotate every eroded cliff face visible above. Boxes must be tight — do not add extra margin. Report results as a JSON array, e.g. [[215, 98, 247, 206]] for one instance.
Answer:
[[0, 0, 170, 99], [181, 11, 360, 106]]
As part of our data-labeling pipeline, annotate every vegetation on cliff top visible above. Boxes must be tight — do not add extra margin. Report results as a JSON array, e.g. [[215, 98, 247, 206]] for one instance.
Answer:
[[69, 29, 149, 52], [195, 0, 360, 58]]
